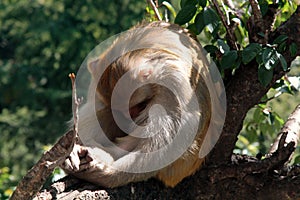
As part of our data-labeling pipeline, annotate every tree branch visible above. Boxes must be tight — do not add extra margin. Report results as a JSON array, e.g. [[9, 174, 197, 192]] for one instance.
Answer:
[[248, 0, 267, 44], [212, 0, 238, 50], [223, 0, 235, 10], [249, 0, 263, 28], [247, 0, 279, 44], [269, 104, 300, 157], [36, 133, 298, 199]]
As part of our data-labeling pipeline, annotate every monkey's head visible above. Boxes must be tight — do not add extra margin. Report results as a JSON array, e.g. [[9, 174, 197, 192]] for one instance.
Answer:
[[88, 47, 197, 150]]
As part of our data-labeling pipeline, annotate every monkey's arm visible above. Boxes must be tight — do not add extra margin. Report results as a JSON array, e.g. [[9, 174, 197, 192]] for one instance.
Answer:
[[61, 143, 156, 188]]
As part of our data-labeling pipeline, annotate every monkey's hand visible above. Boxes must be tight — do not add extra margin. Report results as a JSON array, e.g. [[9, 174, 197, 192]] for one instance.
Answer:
[[61, 143, 113, 173], [61, 144, 91, 172]]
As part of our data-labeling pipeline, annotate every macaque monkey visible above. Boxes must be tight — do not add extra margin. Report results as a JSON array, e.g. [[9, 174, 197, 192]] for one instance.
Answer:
[[61, 21, 224, 188]]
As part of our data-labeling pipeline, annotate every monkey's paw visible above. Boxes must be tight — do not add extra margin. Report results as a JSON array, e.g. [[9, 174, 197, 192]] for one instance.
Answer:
[[61, 144, 93, 172]]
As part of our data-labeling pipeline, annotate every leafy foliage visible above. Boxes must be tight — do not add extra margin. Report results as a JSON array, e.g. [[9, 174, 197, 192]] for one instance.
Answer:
[[170, 0, 297, 87]]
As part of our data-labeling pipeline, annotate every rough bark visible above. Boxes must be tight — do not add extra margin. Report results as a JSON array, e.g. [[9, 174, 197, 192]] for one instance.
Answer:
[[10, 130, 76, 200]]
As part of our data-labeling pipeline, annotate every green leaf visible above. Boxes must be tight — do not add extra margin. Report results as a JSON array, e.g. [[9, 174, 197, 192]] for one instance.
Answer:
[[195, 8, 219, 34], [233, 55, 242, 69], [195, 11, 205, 33], [260, 94, 269, 103], [278, 85, 293, 94], [267, 112, 275, 125], [258, 0, 268, 16], [238, 135, 250, 145], [258, 65, 273, 87], [242, 43, 262, 64], [256, 51, 263, 65], [272, 78, 284, 89], [264, 49, 287, 71], [278, 41, 287, 52], [204, 45, 218, 54], [253, 107, 262, 123], [180, 0, 198, 8], [273, 35, 288, 44], [262, 47, 278, 70], [260, 122, 269, 134], [278, 53, 288, 71], [217, 39, 230, 53], [203, 8, 219, 33], [289, 42, 298, 57], [274, 113, 284, 126], [198, 0, 207, 7], [204, 45, 218, 58], [262, 47, 272, 69], [293, 155, 300, 164], [187, 23, 198, 35], [220, 50, 238, 69], [175, 5, 197, 25]]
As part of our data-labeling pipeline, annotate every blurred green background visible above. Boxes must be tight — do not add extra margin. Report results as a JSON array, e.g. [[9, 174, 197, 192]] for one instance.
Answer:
[[0, 0, 299, 199]]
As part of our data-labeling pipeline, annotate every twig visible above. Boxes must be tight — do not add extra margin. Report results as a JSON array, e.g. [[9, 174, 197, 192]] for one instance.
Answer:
[[11, 73, 81, 200], [248, 0, 269, 43], [223, 0, 235, 10], [154, 0, 158, 7], [147, 0, 162, 21], [69, 73, 81, 138], [249, 0, 263, 29], [212, 0, 238, 50], [269, 104, 300, 160]]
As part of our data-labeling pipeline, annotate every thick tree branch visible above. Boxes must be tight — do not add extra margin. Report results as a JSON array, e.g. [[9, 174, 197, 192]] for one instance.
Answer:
[[41, 170, 300, 199], [208, 5, 300, 165], [36, 133, 298, 199], [269, 104, 300, 156]]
